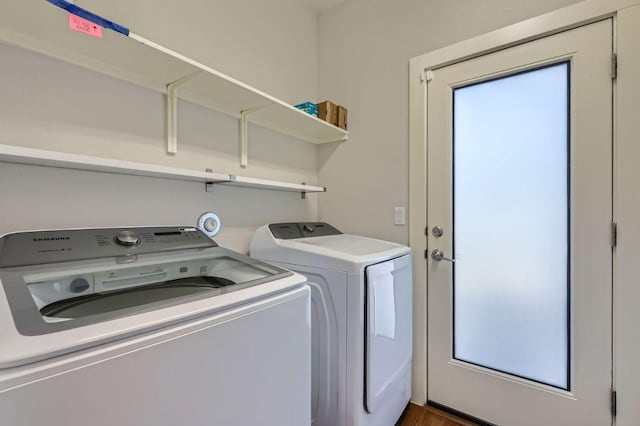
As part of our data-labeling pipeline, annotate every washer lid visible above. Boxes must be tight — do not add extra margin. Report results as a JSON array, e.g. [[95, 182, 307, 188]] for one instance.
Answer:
[[1, 246, 293, 336]]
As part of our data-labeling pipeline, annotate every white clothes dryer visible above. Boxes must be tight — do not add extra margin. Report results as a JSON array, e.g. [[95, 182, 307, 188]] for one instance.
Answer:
[[0, 226, 311, 426], [251, 222, 412, 426]]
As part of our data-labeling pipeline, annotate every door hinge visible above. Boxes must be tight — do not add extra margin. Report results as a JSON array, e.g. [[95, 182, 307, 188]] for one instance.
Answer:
[[611, 53, 618, 80], [610, 222, 617, 248], [611, 390, 617, 416], [424, 249, 428, 259]]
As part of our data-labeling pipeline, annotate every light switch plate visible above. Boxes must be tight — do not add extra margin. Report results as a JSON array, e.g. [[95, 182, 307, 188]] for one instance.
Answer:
[[394, 207, 406, 225]]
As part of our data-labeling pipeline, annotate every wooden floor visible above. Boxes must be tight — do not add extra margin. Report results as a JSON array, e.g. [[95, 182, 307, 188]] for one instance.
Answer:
[[398, 403, 479, 426]]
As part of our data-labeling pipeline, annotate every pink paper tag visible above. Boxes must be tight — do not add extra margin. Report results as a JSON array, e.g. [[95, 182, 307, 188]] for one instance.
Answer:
[[68, 14, 103, 38]]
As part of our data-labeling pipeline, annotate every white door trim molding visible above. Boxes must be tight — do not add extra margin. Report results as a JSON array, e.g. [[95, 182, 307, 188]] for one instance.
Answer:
[[411, 0, 633, 72], [409, 0, 640, 409]]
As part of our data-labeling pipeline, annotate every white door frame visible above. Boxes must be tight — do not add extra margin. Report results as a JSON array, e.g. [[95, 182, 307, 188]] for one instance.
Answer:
[[409, 1, 640, 424]]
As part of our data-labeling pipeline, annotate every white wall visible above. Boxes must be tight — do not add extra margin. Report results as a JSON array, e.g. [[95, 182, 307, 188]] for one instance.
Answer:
[[0, 162, 315, 253], [0, 0, 320, 253], [87, 0, 318, 105], [317, 0, 583, 244]]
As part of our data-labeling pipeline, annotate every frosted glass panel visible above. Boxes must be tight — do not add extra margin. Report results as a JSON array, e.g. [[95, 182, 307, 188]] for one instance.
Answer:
[[453, 63, 569, 389]]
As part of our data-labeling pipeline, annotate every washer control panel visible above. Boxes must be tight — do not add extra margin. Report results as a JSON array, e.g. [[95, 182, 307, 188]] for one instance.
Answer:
[[0, 227, 217, 268], [268, 222, 342, 239]]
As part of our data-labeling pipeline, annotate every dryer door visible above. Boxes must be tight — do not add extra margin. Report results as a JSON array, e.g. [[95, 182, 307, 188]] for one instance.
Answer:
[[365, 254, 412, 413]]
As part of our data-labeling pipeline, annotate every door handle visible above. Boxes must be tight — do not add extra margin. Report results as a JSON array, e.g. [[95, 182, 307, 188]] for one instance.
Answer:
[[431, 249, 455, 263]]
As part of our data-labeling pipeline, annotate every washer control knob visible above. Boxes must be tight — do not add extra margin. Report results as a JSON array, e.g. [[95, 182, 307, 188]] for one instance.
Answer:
[[303, 225, 315, 233], [115, 231, 140, 247]]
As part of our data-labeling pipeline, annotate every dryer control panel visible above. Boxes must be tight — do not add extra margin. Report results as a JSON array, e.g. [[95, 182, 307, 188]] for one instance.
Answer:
[[0, 227, 216, 268], [268, 222, 342, 239]]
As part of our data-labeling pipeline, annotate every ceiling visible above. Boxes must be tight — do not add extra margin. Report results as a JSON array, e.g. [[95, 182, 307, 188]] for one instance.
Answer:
[[299, 0, 346, 14]]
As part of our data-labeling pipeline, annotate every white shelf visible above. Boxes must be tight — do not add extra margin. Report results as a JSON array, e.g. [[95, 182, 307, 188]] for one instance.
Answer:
[[0, 1, 348, 153], [226, 176, 325, 193], [0, 144, 326, 194], [0, 144, 229, 184]]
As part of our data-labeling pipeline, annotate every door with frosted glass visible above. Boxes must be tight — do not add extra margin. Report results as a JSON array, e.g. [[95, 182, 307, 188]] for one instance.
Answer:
[[426, 20, 612, 425]]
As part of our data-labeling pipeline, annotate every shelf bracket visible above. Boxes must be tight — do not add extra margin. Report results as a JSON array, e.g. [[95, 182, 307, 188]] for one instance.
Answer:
[[166, 72, 201, 154], [204, 168, 219, 193], [239, 107, 265, 168]]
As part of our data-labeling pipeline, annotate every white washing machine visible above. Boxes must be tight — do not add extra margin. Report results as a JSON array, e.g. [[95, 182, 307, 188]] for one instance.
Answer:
[[251, 222, 412, 426], [0, 226, 311, 426]]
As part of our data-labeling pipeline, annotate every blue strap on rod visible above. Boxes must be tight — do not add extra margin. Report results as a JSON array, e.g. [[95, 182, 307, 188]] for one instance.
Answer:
[[46, 0, 130, 36]]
